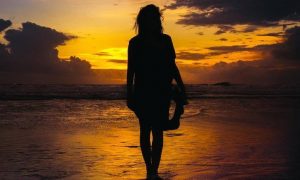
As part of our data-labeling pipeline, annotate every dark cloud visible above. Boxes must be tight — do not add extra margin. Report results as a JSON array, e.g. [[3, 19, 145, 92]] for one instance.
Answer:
[[166, 0, 300, 26], [179, 59, 300, 84], [206, 45, 249, 56], [219, 38, 228, 41], [270, 26, 300, 60], [4, 22, 74, 71], [0, 43, 10, 63], [242, 25, 259, 33], [0, 21, 98, 83], [242, 26, 300, 60], [176, 51, 205, 60], [197, 32, 204, 36], [0, 19, 11, 32], [107, 59, 127, 64], [257, 32, 283, 37], [215, 25, 237, 35], [205, 43, 279, 57], [166, 0, 300, 35], [207, 45, 248, 51], [94, 52, 111, 56], [1, 19, 300, 84], [179, 26, 300, 84], [0, 19, 12, 66], [207, 26, 300, 59], [214, 25, 259, 35]]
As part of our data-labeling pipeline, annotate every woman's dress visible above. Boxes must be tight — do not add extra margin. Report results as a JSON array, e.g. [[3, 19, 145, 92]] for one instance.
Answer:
[[128, 34, 176, 128]]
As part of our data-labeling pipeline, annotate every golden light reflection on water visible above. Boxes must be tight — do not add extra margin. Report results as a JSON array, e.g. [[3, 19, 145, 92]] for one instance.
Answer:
[[53, 119, 221, 179], [0, 99, 299, 179]]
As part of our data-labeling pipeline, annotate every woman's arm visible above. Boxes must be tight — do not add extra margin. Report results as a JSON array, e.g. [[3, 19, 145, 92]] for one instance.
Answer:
[[173, 64, 186, 95], [127, 40, 135, 110], [172, 63, 188, 105], [167, 35, 188, 104]]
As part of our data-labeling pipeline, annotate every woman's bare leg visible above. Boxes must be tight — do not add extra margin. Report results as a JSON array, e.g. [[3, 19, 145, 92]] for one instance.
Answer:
[[139, 122, 152, 173], [151, 128, 163, 174]]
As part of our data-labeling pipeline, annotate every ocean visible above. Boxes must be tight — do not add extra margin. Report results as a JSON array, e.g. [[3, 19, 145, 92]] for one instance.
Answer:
[[0, 84, 299, 179], [0, 83, 300, 100]]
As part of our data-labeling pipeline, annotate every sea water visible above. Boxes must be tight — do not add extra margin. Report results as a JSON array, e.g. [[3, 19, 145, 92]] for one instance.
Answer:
[[0, 84, 299, 179]]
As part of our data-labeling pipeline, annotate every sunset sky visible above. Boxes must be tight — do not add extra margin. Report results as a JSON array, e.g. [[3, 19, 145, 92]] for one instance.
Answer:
[[1, 0, 300, 84]]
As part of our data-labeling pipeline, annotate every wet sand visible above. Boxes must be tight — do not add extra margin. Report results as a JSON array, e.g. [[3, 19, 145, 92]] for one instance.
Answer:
[[0, 98, 300, 179]]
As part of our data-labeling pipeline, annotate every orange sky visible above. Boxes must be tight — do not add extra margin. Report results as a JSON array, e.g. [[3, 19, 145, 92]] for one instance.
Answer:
[[2, 0, 300, 85], [0, 0, 283, 70]]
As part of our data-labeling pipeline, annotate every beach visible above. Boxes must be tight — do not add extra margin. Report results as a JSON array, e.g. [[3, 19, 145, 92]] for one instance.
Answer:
[[1, 0, 300, 179], [1, 97, 299, 179]]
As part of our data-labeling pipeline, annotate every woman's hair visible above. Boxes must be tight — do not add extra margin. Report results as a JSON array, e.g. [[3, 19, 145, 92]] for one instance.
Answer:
[[134, 4, 163, 35]]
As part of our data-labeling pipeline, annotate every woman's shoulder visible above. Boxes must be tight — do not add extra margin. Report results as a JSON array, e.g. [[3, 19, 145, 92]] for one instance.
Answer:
[[162, 33, 172, 41], [161, 34, 174, 45], [129, 35, 141, 45], [130, 34, 172, 41], [162, 33, 171, 38]]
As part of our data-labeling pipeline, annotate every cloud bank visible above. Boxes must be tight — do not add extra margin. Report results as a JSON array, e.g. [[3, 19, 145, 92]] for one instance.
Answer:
[[166, 0, 300, 33], [166, 0, 300, 26], [165, 0, 300, 85], [1, 16, 300, 85], [0, 20, 103, 83], [179, 26, 300, 84], [0, 19, 12, 32]]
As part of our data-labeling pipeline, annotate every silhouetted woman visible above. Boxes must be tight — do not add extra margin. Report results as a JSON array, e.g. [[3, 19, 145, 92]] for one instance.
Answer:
[[127, 4, 187, 179]]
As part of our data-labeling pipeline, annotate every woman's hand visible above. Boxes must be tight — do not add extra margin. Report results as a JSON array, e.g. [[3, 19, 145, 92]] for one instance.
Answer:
[[126, 94, 136, 111], [180, 91, 188, 105], [173, 84, 188, 105]]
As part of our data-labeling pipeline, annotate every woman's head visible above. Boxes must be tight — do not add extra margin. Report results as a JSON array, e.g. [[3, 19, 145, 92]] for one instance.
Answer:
[[135, 4, 163, 35]]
